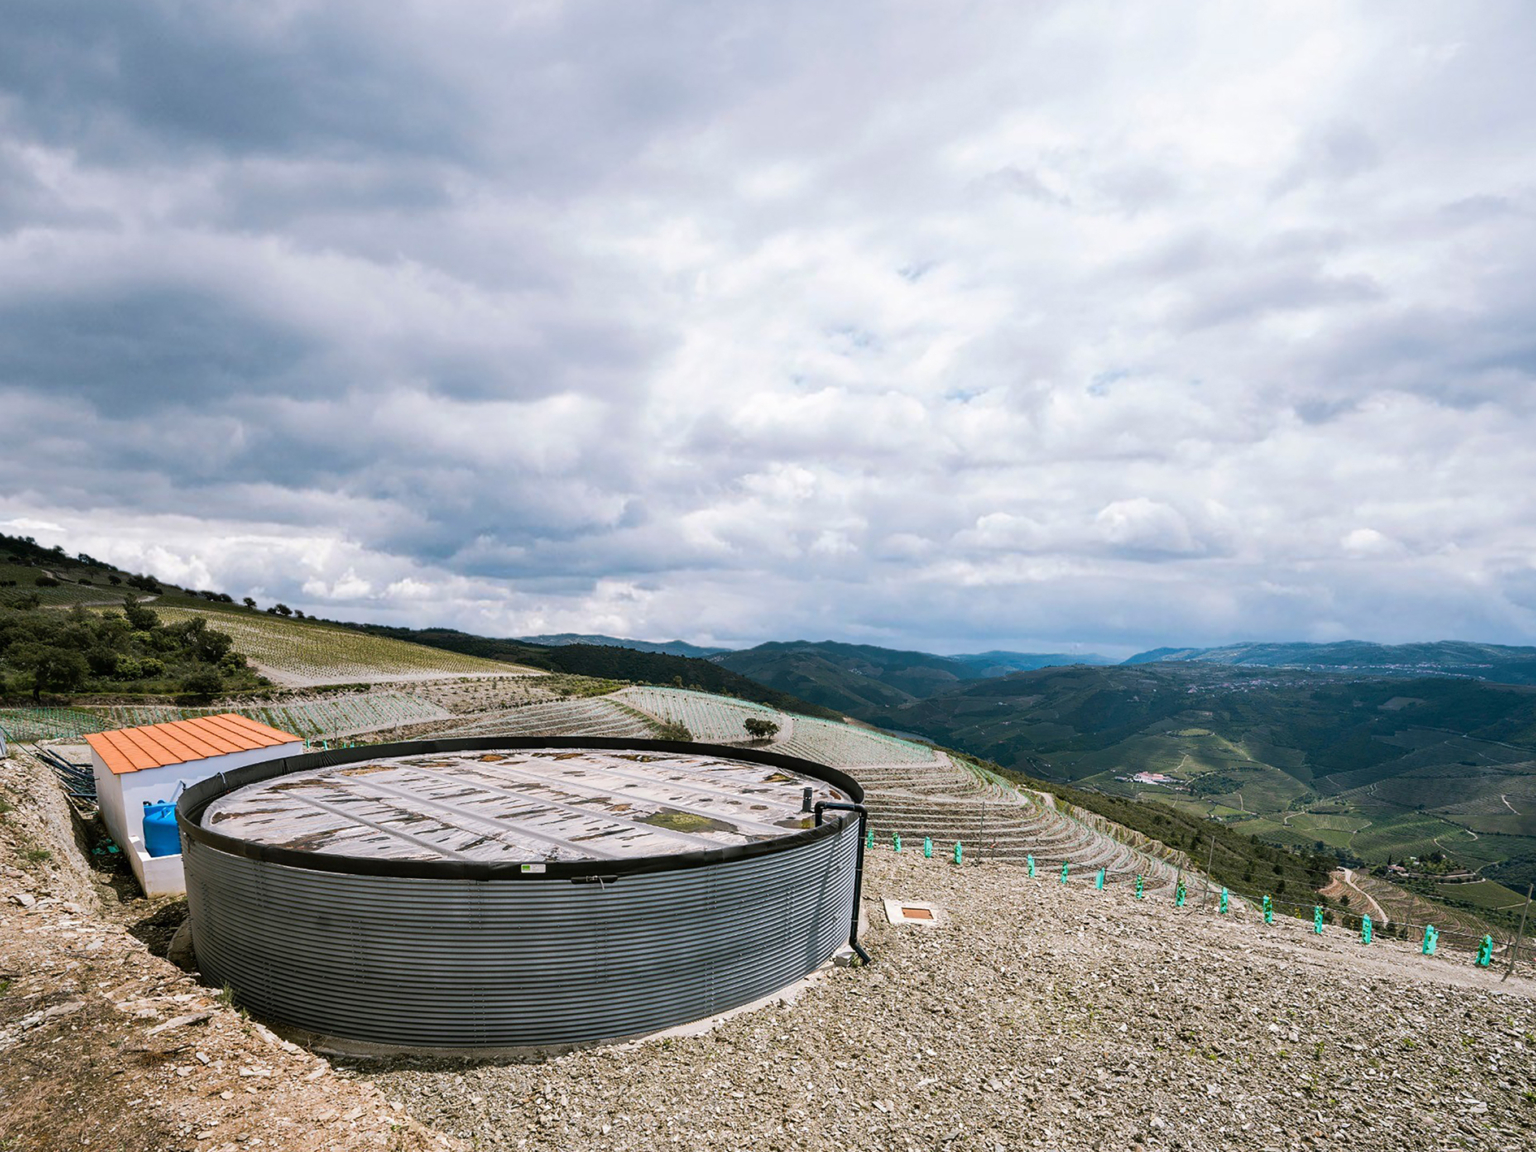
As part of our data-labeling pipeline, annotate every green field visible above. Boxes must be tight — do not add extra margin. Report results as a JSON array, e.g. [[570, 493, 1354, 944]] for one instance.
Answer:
[[152, 606, 538, 686], [1430, 878, 1529, 912], [0, 562, 132, 608]]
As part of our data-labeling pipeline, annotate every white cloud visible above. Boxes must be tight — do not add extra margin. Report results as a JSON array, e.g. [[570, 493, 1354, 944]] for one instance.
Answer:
[[1341, 528, 1408, 559], [2, 2, 1536, 650], [1095, 500, 1202, 557]]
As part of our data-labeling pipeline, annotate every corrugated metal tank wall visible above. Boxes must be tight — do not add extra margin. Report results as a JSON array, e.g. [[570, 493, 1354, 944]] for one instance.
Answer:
[[184, 815, 859, 1049]]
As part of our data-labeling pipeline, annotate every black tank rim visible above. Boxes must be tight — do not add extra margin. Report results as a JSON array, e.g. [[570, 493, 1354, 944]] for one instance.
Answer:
[[176, 735, 864, 880]]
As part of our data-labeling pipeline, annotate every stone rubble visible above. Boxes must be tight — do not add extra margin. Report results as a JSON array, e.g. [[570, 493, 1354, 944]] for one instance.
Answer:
[[6, 736, 1536, 1151], [366, 851, 1536, 1152]]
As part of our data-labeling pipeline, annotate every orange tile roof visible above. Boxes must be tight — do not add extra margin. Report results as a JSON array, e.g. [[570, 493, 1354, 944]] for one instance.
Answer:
[[86, 713, 302, 775]]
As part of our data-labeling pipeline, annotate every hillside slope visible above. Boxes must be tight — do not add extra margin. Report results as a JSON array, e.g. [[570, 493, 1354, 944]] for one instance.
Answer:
[[1125, 639, 1536, 684], [855, 662, 1536, 901], [152, 607, 536, 686], [8, 732, 1530, 1152], [714, 640, 1109, 714], [357, 626, 840, 718]]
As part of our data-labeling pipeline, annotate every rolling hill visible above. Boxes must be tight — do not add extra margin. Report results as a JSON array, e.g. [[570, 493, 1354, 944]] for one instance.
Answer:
[[347, 626, 842, 719], [713, 640, 1111, 714], [843, 662, 1536, 903], [518, 633, 731, 658]]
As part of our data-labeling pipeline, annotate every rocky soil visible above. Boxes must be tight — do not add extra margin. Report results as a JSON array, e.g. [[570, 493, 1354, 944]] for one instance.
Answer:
[[0, 747, 460, 1152], [5, 738, 1536, 1152], [366, 851, 1536, 1152]]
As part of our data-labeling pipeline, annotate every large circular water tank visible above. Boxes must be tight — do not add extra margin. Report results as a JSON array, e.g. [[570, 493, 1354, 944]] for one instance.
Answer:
[[177, 737, 863, 1051]]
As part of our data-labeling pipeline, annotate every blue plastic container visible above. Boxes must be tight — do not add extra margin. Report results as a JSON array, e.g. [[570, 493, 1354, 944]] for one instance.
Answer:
[[142, 801, 180, 858]]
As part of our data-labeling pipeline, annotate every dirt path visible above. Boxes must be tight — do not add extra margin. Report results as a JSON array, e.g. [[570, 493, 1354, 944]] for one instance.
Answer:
[[1502, 793, 1521, 815], [1321, 867, 1390, 925]]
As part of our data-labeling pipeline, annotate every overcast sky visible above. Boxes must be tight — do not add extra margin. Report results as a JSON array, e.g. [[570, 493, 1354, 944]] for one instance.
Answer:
[[3, 2, 1536, 655]]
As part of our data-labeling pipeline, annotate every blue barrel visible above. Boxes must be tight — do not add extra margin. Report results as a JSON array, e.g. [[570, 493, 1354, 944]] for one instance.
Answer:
[[142, 801, 181, 858]]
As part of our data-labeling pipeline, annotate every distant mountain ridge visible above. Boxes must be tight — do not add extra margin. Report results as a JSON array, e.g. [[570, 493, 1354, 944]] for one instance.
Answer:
[[948, 649, 1116, 677], [517, 633, 732, 659], [349, 626, 838, 718], [713, 640, 1112, 715], [1124, 640, 1536, 685]]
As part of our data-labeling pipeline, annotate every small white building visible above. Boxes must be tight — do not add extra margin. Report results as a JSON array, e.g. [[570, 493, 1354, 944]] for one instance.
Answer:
[[87, 713, 303, 898]]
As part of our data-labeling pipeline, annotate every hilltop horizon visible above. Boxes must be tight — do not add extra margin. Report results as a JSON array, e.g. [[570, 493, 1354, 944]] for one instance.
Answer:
[[15, 529, 1536, 665]]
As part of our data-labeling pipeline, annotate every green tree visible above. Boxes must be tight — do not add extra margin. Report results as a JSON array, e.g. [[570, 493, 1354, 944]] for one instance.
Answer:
[[10, 643, 89, 701], [85, 647, 120, 676], [178, 667, 224, 699], [743, 717, 780, 741], [123, 597, 159, 632]]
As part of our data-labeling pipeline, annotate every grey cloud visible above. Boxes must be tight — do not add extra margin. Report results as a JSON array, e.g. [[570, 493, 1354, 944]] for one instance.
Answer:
[[0, 2, 470, 162], [1091, 162, 1181, 213], [3, 1, 1536, 652], [0, 288, 314, 416], [1177, 267, 1383, 331], [1436, 195, 1523, 228], [1272, 121, 1382, 195], [977, 166, 1068, 205]]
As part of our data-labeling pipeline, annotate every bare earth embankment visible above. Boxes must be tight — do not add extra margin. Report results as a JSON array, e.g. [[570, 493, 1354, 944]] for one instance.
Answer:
[[0, 747, 460, 1152]]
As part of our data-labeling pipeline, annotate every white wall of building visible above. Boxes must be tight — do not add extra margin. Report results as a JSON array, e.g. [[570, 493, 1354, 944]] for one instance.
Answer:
[[91, 740, 303, 898]]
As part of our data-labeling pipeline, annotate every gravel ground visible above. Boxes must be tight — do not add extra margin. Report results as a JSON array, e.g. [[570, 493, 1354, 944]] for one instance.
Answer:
[[364, 851, 1536, 1152]]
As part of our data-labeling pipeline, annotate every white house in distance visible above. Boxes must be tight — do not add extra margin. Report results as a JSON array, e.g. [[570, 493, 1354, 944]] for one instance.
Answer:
[[87, 713, 303, 898]]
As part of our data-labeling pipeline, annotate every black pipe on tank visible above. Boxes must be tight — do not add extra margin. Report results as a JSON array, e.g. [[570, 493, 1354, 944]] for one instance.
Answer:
[[814, 800, 871, 965]]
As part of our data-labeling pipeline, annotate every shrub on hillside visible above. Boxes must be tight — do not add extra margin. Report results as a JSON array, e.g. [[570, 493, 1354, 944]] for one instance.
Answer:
[[179, 668, 224, 699], [744, 717, 780, 740], [0, 596, 256, 701]]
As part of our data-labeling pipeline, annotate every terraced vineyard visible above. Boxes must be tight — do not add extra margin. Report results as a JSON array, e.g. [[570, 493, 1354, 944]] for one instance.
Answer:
[[612, 687, 1182, 889], [777, 715, 941, 766], [863, 663, 1536, 893], [0, 659, 1203, 898], [1347, 871, 1513, 946], [444, 697, 654, 739], [151, 607, 536, 686], [614, 686, 783, 743], [848, 755, 1186, 891]]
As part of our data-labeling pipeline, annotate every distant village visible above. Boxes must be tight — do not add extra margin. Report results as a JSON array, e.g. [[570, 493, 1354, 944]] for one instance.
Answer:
[[1118, 771, 1184, 789]]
